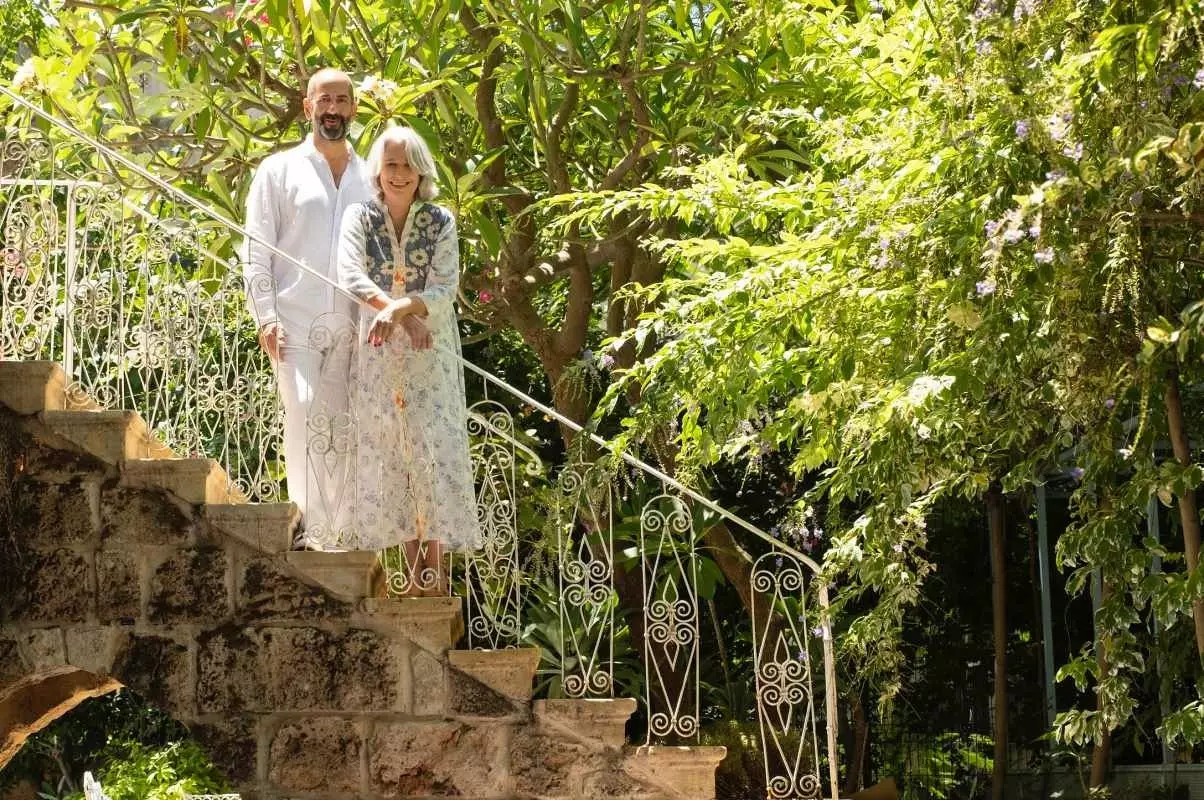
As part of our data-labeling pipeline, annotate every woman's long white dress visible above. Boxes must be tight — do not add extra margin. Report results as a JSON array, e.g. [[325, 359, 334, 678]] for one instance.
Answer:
[[333, 199, 483, 552]]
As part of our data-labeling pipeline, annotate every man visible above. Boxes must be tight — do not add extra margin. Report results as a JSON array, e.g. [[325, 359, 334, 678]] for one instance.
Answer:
[[242, 68, 372, 549]]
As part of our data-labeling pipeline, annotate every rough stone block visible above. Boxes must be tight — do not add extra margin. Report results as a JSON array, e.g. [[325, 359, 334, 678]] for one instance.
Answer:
[[284, 550, 381, 600], [448, 647, 540, 701], [205, 503, 298, 553], [268, 627, 401, 711], [148, 548, 229, 624], [190, 715, 258, 785], [42, 409, 169, 463], [96, 550, 140, 622], [120, 458, 233, 505], [19, 628, 66, 672], [368, 721, 505, 796], [6, 549, 91, 623], [64, 626, 129, 676], [0, 361, 65, 414], [11, 477, 95, 547], [100, 486, 193, 546], [0, 638, 26, 687], [412, 648, 446, 715], [337, 629, 403, 710], [581, 766, 665, 799], [535, 698, 637, 748], [268, 717, 360, 793], [266, 628, 336, 710], [449, 665, 519, 718], [510, 730, 589, 797], [197, 626, 401, 713], [196, 626, 268, 713], [622, 746, 728, 800], [357, 596, 464, 652], [112, 635, 190, 715], [237, 556, 351, 621]]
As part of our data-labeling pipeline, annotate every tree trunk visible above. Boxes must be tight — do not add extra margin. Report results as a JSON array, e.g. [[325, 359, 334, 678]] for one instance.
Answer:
[[1090, 581, 1113, 789], [1164, 367, 1204, 659], [987, 488, 1008, 800], [842, 694, 870, 796]]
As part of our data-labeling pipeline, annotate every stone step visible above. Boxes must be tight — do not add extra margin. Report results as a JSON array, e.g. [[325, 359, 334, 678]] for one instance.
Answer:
[[447, 647, 541, 703], [43, 409, 174, 463], [623, 746, 729, 800], [121, 458, 239, 505], [205, 503, 299, 554], [286, 550, 384, 601], [357, 596, 465, 653], [534, 697, 637, 748], [0, 361, 65, 414]]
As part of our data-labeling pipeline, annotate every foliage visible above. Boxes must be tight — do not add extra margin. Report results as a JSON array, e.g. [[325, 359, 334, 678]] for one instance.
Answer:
[[13, 0, 1204, 782], [61, 741, 230, 800], [0, 690, 208, 798], [557, 0, 1204, 755]]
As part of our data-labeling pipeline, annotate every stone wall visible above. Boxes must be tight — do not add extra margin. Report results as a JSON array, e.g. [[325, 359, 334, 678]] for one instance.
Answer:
[[0, 405, 724, 799]]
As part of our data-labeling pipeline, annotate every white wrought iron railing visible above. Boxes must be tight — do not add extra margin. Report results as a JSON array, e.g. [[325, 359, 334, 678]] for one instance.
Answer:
[[0, 85, 840, 799]]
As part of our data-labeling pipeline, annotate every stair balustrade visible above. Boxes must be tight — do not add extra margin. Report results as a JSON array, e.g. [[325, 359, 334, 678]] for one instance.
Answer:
[[0, 84, 840, 800]]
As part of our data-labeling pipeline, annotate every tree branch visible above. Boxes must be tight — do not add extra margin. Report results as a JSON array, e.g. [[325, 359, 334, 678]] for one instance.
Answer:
[[553, 248, 592, 357], [520, 240, 622, 287], [346, 1, 386, 70], [286, 1, 310, 84], [546, 82, 579, 194], [601, 72, 651, 190]]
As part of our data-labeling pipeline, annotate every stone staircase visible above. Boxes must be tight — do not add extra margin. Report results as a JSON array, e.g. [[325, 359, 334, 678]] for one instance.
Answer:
[[0, 360, 726, 799]]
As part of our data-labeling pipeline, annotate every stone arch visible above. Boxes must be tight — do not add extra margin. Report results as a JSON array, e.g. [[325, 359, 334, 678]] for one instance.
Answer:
[[0, 666, 122, 769]]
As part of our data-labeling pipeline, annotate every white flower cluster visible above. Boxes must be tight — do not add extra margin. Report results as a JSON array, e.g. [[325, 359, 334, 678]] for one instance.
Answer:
[[12, 59, 37, 94], [358, 75, 401, 109]]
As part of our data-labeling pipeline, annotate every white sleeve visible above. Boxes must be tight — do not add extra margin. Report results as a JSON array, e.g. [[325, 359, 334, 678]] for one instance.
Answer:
[[337, 204, 387, 303], [241, 163, 279, 329], [416, 215, 458, 316]]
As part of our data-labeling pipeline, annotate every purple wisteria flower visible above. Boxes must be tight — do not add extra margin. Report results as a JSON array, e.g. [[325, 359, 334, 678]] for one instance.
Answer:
[[600, 353, 616, 370], [892, 543, 904, 553], [1004, 228, 1024, 244], [1130, 191, 1144, 207], [1105, 397, 1115, 409], [1035, 248, 1054, 264], [985, 219, 1002, 237], [976, 39, 994, 56], [1063, 142, 1084, 161], [1013, 0, 1038, 21], [976, 278, 997, 297], [1069, 466, 1085, 481], [1046, 170, 1066, 181], [972, 0, 999, 20], [1015, 119, 1030, 140], [1043, 47, 1057, 62], [1194, 69, 1204, 90], [1028, 222, 1042, 239]]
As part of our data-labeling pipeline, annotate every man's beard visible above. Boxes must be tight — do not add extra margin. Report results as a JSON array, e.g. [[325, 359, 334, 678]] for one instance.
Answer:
[[315, 113, 350, 141]]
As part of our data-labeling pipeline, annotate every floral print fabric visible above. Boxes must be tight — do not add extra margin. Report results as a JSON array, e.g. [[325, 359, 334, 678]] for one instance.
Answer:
[[335, 199, 483, 552]]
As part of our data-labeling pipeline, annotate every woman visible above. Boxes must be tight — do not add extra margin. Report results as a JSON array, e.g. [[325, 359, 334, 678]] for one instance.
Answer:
[[336, 125, 482, 595]]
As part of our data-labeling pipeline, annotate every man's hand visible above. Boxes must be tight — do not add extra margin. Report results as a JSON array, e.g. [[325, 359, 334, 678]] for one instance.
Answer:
[[258, 322, 284, 360], [400, 316, 433, 350]]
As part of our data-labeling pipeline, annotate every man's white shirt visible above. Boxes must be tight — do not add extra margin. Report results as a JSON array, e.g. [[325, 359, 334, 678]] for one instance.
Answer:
[[242, 137, 373, 342]]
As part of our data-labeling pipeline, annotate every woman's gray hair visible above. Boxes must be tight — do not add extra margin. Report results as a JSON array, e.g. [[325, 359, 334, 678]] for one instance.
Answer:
[[365, 125, 440, 201]]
